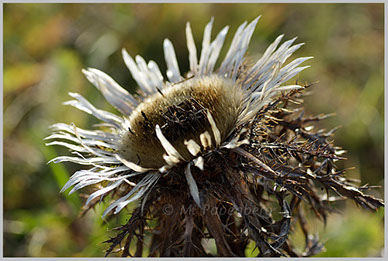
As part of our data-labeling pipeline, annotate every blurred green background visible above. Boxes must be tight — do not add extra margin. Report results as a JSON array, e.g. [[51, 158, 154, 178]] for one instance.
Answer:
[[3, 3, 384, 257]]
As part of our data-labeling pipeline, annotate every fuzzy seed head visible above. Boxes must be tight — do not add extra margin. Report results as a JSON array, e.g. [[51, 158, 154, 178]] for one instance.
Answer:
[[119, 75, 243, 168]]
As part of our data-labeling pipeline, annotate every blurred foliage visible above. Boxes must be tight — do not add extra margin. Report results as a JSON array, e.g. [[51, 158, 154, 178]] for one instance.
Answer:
[[3, 3, 384, 257]]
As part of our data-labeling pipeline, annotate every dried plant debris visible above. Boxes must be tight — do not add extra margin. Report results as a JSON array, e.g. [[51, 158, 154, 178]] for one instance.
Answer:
[[98, 86, 382, 257], [47, 16, 384, 257]]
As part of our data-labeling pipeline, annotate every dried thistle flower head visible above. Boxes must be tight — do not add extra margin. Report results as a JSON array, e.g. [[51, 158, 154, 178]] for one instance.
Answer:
[[47, 16, 383, 257], [120, 75, 242, 169]]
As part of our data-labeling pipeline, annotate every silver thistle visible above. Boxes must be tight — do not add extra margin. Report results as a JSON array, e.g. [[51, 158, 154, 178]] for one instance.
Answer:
[[47, 16, 383, 257]]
